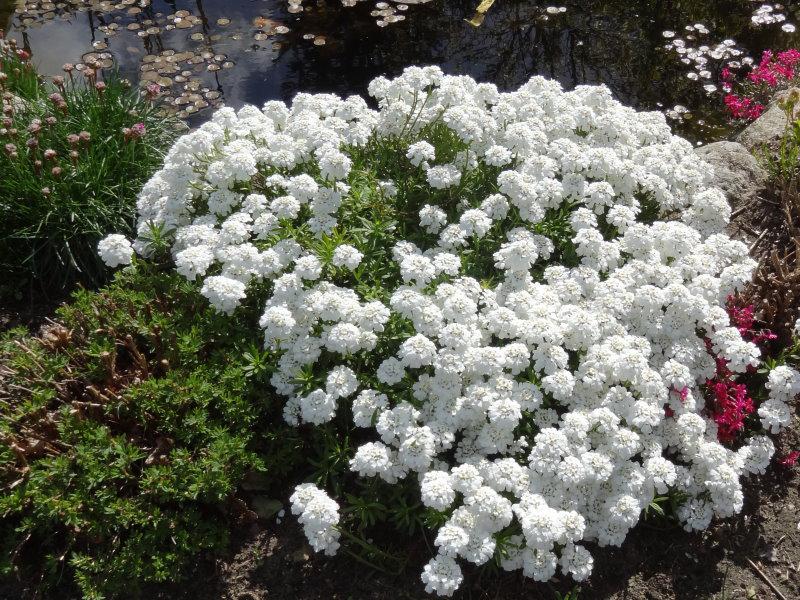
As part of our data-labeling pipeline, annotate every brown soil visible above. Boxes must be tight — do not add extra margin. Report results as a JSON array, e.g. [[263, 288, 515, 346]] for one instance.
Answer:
[[149, 453, 800, 600], [0, 295, 65, 333]]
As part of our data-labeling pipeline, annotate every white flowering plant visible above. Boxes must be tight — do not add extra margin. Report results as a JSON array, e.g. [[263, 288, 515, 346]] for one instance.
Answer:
[[100, 66, 800, 595]]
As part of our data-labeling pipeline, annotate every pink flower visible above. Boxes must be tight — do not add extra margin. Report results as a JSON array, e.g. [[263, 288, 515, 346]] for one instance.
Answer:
[[724, 94, 765, 121], [124, 122, 147, 142], [778, 451, 800, 468], [702, 297, 775, 444], [145, 83, 161, 100], [727, 295, 777, 346]]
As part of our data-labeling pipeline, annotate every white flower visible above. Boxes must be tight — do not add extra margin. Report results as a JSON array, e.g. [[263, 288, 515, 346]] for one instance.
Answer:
[[300, 389, 337, 424], [407, 141, 436, 167], [352, 389, 389, 427], [332, 244, 363, 270], [765, 365, 800, 402], [484, 145, 513, 167], [98, 234, 133, 268], [421, 554, 463, 597], [350, 442, 393, 478], [175, 245, 215, 281], [398, 334, 437, 368], [421, 471, 456, 511], [427, 164, 461, 189], [200, 276, 246, 315], [459, 209, 493, 238], [377, 357, 406, 385], [420, 205, 448, 234], [290, 483, 341, 555], [326, 365, 359, 399], [271, 195, 301, 220], [758, 399, 792, 434]]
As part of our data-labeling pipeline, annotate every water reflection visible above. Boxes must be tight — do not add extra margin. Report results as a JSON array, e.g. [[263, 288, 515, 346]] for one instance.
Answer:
[[2, 0, 799, 140]]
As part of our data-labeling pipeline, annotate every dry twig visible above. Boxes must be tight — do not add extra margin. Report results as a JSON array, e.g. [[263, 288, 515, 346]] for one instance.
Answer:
[[747, 558, 789, 600]]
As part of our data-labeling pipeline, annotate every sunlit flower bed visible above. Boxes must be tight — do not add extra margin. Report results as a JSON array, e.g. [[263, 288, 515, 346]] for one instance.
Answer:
[[101, 67, 800, 596]]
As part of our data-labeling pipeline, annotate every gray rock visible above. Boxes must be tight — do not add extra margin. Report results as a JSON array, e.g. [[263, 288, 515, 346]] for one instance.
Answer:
[[695, 141, 767, 209], [251, 496, 283, 520], [735, 87, 797, 151]]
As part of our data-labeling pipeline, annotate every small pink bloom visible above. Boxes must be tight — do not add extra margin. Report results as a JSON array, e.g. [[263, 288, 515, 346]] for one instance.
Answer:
[[778, 451, 800, 468]]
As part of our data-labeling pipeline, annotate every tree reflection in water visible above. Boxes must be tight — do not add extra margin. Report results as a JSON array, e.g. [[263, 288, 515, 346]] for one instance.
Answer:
[[2, 0, 798, 139]]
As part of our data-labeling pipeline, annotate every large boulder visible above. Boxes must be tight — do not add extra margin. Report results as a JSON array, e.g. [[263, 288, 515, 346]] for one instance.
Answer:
[[735, 87, 797, 151], [695, 140, 768, 209]]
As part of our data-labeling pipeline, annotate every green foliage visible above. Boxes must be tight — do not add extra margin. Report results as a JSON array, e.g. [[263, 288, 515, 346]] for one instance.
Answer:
[[0, 42, 178, 299], [553, 587, 581, 600], [0, 267, 300, 598], [0, 40, 40, 101], [759, 94, 800, 182]]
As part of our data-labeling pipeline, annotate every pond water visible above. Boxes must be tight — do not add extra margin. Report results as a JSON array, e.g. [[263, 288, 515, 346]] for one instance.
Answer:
[[2, 0, 799, 141]]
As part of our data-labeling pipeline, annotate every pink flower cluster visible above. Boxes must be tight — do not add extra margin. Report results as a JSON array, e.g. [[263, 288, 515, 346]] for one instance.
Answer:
[[722, 48, 800, 121], [703, 297, 776, 444], [723, 94, 765, 120], [748, 49, 800, 86]]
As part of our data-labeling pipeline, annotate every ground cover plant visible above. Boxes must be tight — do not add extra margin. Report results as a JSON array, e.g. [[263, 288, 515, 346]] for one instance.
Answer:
[[98, 67, 800, 596], [0, 34, 177, 298], [0, 267, 306, 599]]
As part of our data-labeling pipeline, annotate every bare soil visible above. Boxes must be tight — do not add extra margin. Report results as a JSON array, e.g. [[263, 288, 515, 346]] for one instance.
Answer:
[[150, 443, 800, 600]]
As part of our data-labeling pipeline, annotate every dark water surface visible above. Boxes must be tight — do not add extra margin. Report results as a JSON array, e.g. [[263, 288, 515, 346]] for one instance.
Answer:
[[3, 1, 799, 141]]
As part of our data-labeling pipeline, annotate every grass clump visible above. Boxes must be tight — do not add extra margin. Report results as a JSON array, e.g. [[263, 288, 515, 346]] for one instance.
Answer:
[[0, 267, 302, 599], [0, 34, 178, 299]]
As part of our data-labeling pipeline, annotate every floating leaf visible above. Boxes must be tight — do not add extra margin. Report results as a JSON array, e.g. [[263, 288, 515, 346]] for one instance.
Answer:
[[466, 0, 495, 27]]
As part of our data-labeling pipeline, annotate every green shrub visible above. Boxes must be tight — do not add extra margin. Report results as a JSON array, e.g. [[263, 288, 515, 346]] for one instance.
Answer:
[[0, 267, 302, 599], [0, 36, 178, 298]]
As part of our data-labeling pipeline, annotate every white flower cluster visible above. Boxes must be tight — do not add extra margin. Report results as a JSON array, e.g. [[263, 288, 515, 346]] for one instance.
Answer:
[[98, 234, 134, 268], [760, 366, 800, 434], [104, 66, 799, 595], [289, 483, 341, 555]]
